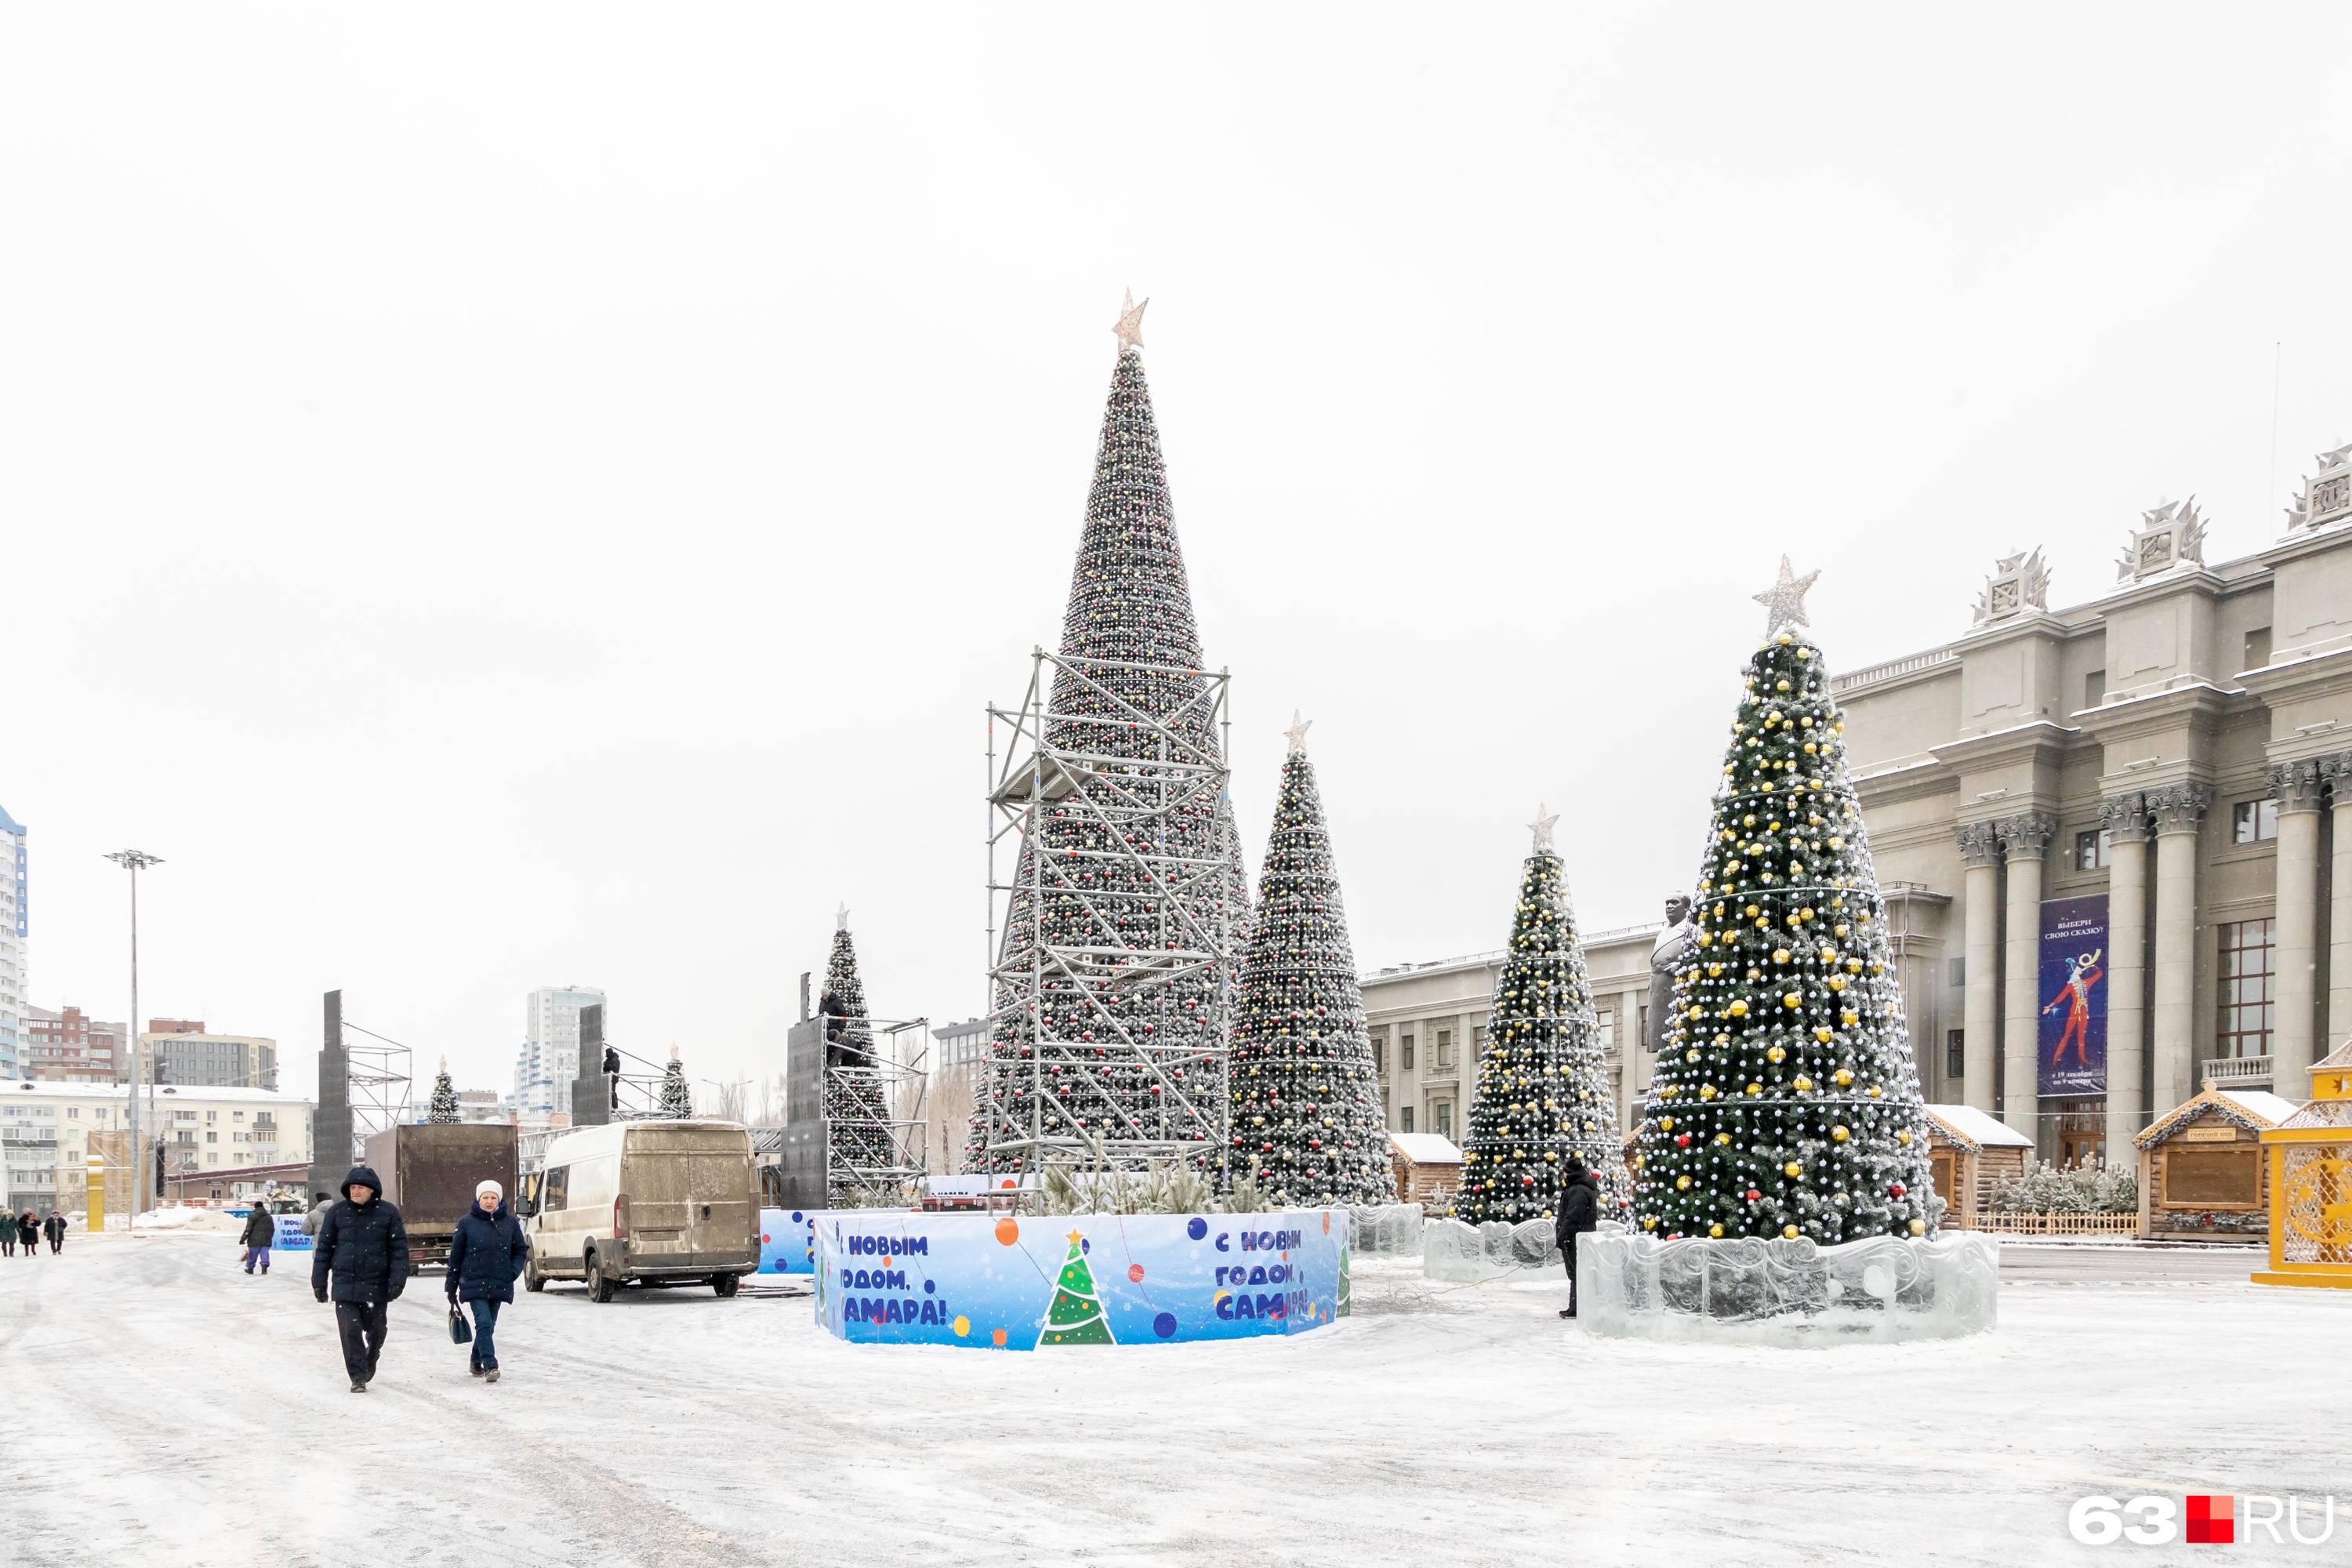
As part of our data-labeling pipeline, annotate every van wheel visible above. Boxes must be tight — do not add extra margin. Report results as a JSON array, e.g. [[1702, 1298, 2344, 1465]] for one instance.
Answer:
[[586, 1251, 615, 1303], [712, 1273, 740, 1298], [524, 1258, 546, 1294]]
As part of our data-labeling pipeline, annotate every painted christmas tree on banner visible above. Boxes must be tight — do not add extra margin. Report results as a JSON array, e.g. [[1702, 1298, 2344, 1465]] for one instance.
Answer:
[[1454, 806, 1632, 1223], [1036, 1230, 1116, 1345], [1227, 714, 1395, 1205], [1628, 560, 1940, 1243]]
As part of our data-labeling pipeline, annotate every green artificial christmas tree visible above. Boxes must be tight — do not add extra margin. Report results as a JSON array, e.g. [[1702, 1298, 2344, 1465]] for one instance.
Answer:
[[1229, 714, 1395, 1204], [1036, 1229, 1116, 1345], [822, 912, 896, 1168], [968, 294, 1248, 1175], [1454, 806, 1632, 1223], [658, 1045, 693, 1119], [1628, 560, 1940, 1244], [427, 1058, 459, 1124]]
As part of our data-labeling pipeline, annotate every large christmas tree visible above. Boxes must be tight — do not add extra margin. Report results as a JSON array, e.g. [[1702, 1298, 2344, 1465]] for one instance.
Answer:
[[1628, 561, 1940, 1243], [659, 1046, 693, 1119], [968, 296, 1248, 1174], [1228, 716, 1395, 1204], [427, 1058, 459, 1124], [822, 915, 896, 1167], [1454, 807, 1632, 1223]]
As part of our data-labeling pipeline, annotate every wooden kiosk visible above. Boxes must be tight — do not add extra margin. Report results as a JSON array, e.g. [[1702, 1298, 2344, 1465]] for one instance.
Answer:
[[2133, 1085, 2299, 1241], [1918, 1104, 2032, 1229], [2256, 1040, 2352, 1290]]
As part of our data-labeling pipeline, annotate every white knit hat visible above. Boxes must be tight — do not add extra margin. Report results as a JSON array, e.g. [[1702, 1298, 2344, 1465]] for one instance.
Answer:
[[477, 1179, 503, 1201]]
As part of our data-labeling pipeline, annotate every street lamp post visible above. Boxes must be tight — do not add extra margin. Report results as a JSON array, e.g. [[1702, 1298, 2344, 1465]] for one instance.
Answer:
[[104, 850, 162, 1221]]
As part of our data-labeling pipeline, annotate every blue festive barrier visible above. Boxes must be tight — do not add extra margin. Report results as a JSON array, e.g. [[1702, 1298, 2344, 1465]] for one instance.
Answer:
[[273, 1214, 313, 1251], [814, 1209, 1350, 1348], [758, 1207, 818, 1275]]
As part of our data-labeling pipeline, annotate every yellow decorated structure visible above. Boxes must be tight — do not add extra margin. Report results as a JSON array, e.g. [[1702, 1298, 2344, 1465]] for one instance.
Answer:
[[2255, 1038, 2352, 1290]]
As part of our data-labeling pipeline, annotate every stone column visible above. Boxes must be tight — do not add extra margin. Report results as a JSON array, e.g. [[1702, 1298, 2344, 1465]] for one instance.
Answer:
[[2147, 782, 2213, 1116], [1957, 822, 2004, 1114], [2322, 753, 2352, 1052], [1999, 813, 2058, 1137], [2270, 760, 2326, 1096], [2100, 793, 2151, 1154]]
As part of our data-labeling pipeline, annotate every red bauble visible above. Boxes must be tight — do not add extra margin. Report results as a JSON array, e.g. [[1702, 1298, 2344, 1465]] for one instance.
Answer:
[[1889, 1183, 1907, 1198], [1744, 1189, 1761, 1201], [1675, 1134, 1691, 1148]]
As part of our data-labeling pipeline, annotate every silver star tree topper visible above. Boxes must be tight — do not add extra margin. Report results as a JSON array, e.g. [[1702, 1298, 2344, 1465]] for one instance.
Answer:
[[1528, 802, 1560, 852], [1112, 289, 1149, 354], [836, 902, 849, 932], [1285, 710, 1312, 755], [1754, 555, 1821, 636]]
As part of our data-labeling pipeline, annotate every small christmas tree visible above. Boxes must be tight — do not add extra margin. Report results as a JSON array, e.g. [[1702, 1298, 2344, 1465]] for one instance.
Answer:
[[1229, 715, 1395, 1204], [1627, 560, 1940, 1244], [1454, 806, 1632, 1223], [1036, 1229, 1116, 1345], [659, 1045, 693, 1119], [427, 1058, 459, 1124]]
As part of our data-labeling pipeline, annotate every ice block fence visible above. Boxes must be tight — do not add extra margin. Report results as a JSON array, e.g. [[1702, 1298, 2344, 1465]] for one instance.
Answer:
[[813, 1209, 1351, 1348], [1577, 1226, 2000, 1345]]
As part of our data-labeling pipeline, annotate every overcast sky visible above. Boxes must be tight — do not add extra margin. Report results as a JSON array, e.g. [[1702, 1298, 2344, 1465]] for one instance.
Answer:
[[8, 8, 2350, 1104]]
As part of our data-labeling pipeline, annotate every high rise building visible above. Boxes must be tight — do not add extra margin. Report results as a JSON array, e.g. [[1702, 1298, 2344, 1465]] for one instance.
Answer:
[[24, 1005, 129, 1083], [512, 985, 605, 1116], [0, 806, 24, 1080]]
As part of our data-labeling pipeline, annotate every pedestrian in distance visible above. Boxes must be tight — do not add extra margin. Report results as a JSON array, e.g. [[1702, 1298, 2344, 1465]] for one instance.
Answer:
[[15, 1209, 37, 1261], [311, 1165, 410, 1394], [445, 1178, 531, 1385], [240, 1200, 275, 1275], [43, 1210, 66, 1254], [2, 1212, 13, 1258], [300, 1186, 336, 1239], [1553, 1154, 1602, 1319]]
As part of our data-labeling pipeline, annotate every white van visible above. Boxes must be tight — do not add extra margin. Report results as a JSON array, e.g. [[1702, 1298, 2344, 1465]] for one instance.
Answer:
[[521, 1120, 757, 1300]]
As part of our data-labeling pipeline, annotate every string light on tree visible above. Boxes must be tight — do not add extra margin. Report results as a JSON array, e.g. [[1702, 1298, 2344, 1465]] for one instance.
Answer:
[[1454, 804, 1632, 1223], [1227, 713, 1396, 1205], [1627, 561, 1940, 1244]]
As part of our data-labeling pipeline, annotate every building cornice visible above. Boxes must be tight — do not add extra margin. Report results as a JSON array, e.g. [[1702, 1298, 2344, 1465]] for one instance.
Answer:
[[2250, 520, 2352, 572], [2071, 681, 2239, 749], [1933, 718, 2083, 775], [2092, 564, 2234, 618]]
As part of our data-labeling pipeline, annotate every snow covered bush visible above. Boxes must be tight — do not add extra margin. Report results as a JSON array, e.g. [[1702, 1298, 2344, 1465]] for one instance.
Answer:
[[1985, 1158, 2136, 1216]]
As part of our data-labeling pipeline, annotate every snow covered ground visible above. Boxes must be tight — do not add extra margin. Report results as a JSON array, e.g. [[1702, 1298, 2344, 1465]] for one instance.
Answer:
[[0, 1232, 2339, 1566]]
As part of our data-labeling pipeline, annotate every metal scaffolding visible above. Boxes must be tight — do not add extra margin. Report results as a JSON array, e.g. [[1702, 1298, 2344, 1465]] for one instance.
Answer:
[[977, 648, 1236, 1174], [824, 1015, 930, 1205], [341, 1022, 413, 1160]]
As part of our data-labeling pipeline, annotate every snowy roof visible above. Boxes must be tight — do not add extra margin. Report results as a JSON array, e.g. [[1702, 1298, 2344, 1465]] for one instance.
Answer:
[[2312, 1037, 2352, 1073], [1919, 1104, 2032, 1152], [1388, 1132, 1463, 1166], [2134, 1085, 2296, 1149], [4, 1080, 309, 1107]]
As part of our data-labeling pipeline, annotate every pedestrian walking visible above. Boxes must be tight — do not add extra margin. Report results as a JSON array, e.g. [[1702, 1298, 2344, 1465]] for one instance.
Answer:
[[300, 1186, 336, 1238], [310, 1165, 410, 1393], [1553, 1155, 1601, 1319], [15, 1209, 37, 1261], [42, 1210, 66, 1254], [240, 1200, 276, 1275], [445, 1178, 531, 1384]]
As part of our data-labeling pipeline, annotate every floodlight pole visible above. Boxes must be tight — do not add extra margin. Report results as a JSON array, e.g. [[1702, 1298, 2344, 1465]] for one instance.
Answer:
[[105, 850, 163, 1221]]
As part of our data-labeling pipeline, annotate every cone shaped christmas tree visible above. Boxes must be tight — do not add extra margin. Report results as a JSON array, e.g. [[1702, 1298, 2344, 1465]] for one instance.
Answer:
[[968, 305, 1245, 1174], [428, 1058, 459, 1124], [1454, 808, 1632, 1223], [822, 915, 895, 1166], [1628, 565, 1940, 1243], [1228, 717, 1395, 1205], [659, 1046, 692, 1119], [1035, 1229, 1116, 1346]]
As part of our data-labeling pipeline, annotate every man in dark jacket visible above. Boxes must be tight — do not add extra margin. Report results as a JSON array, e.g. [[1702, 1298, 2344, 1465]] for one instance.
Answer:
[[311, 1164, 410, 1392], [445, 1178, 531, 1383], [42, 1210, 66, 1254], [1553, 1156, 1602, 1319], [240, 1201, 276, 1274]]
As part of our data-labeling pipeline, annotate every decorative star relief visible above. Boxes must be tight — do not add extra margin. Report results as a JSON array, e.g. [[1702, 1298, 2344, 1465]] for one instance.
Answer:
[[1286, 710, 1312, 756], [1112, 289, 1149, 354], [1754, 556, 1821, 637], [1529, 803, 1560, 853]]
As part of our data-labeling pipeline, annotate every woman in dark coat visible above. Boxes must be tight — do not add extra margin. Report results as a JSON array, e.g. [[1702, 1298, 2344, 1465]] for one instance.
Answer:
[[16, 1209, 40, 1259], [241, 1201, 276, 1274], [445, 1179, 531, 1383]]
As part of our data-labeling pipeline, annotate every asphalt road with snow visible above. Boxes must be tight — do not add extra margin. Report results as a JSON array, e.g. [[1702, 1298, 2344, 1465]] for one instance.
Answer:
[[0, 1232, 2341, 1566]]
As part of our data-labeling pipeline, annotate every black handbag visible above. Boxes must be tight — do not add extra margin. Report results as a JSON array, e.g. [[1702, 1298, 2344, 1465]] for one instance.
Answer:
[[448, 1303, 473, 1345]]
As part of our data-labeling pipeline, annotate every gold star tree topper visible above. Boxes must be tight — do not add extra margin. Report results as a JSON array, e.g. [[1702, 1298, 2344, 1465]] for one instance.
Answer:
[[1754, 556, 1821, 637], [1286, 710, 1312, 755], [1112, 289, 1149, 353], [1529, 802, 1560, 852]]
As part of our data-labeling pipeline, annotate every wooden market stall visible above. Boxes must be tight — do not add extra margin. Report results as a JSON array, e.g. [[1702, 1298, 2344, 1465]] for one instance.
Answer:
[[1918, 1103, 2032, 1230], [2133, 1085, 2300, 1241], [1388, 1131, 1464, 1208], [2256, 1039, 2352, 1289]]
